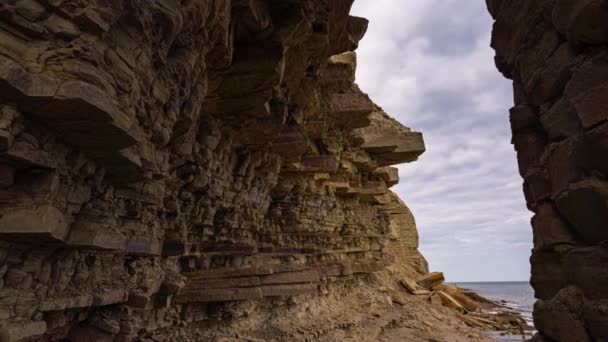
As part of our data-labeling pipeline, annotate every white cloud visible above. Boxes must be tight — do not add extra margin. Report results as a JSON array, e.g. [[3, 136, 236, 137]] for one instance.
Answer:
[[351, 0, 533, 282]]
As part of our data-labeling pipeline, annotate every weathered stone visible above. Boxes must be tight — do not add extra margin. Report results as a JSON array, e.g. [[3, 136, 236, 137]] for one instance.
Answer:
[[534, 287, 591, 342], [271, 126, 309, 158], [449, 291, 481, 312], [523, 167, 552, 209], [329, 92, 374, 127], [540, 98, 581, 141], [416, 272, 445, 290], [186, 277, 260, 290], [0, 205, 70, 242], [93, 290, 127, 306], [556, 179, 608, 243], [553, 0, 608, 45], [400, 277, 420, 294], [571, 85, 608, 129], [185, 267, 273, 280], [373, 167, 399, 187], [510, 105, 539, 134], [40, 295, 94, 311], [299, 155, 340, 173], [162, 240, 186, 257], [260, 270, 320, 285], [532, 203, 578, 249], [513, 131, 546, 176], [489, 0, 608, 339], [436, 291, 464, 311], [126, 292, 151, 309], [584, 299, 608, 338], [126, 237, 162, 256], [353, 128, 425, 166], [563, 246, 608, 300], [531, 250, 567, 300], [69, 325, 114, 342], [90, 315, 121, 334], [67, 219, 126, 251], [174, 287, 263, 304], [0, 1, 433, 339], [546, 136, 586, 197], [0, 321, 46, 342], [259, 283, 318, 297]]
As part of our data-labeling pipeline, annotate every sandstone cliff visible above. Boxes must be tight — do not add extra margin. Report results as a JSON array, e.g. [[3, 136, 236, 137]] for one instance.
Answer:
[[0, 1, 429, 340], [488, 0, 608, 341]]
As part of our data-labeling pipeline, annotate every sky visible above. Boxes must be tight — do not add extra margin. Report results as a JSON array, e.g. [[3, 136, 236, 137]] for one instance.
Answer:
[[350, 1, 533, 282]]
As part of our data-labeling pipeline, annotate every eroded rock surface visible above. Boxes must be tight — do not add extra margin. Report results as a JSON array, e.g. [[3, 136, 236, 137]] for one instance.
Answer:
[[488, 0, 608, 340], [0, 1, 428, 340]]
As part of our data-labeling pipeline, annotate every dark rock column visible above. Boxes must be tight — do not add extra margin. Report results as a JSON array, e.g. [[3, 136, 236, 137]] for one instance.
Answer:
[[487, 0, 608, 340]]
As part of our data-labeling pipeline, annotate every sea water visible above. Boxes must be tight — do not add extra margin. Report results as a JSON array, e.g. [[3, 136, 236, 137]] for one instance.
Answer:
[[456, 281, 535, 341]]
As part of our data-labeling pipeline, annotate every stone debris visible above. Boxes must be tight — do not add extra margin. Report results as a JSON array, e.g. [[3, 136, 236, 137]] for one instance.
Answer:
[[416, 272, 446, 290]]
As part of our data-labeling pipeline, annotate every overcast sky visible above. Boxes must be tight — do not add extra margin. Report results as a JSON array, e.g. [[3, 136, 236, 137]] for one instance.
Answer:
[[351, 1, 533, 282]]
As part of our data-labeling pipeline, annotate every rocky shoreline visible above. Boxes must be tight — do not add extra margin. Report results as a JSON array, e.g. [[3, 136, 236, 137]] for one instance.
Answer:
[[168, 267, 534, 342], [399, 272, 533, 341]]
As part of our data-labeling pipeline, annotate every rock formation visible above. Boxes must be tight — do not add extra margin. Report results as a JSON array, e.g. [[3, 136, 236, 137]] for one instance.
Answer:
[[487, 0, 608, 340], [0, 0, 428, 340]]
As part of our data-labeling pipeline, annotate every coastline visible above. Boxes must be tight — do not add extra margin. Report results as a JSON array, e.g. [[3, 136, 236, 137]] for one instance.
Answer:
[[456, 282, 535, 341]]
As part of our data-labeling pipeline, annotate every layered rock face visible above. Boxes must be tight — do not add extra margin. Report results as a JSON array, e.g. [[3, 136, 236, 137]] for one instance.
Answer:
[[0, 1, 426, 340], [488, 0, 608, 340]]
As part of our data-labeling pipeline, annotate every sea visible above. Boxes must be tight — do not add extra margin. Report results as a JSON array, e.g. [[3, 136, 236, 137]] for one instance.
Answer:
[[456, 281, 535, 341]]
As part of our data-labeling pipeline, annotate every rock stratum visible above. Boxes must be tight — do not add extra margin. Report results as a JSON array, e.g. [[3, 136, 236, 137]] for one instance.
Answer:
[[488, 0, 608, 341], [0, 0, 431, 340]]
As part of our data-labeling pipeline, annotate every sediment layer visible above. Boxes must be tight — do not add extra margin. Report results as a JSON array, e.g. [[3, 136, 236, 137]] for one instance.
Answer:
[[0, 1, 427, 340]]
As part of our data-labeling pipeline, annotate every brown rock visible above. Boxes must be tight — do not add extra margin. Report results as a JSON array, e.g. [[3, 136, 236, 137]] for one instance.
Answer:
[[532, 203, 579, 249], [260, 270, 320, 285], [260, 283, 318, 297], [67, 219, 126, 251], [126, 292, 151, 309], [416, 272, 445, 290], [0, 205, 70, 242], [68, 325, 114, 342], [534, 287, 591, 342], [540, 98, 581, 141], [556, 179, 608, 243], [584, 299, 608, 338], [174, 287, 263, 304], [531, 250, 567, 300], [563, 246, 608, 300], [0, 321, 47, 342], [436, 291, 465, 311], [554, 0, 608, 44]]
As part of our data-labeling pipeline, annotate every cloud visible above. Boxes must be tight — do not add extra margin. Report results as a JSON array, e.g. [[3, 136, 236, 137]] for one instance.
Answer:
[[351, 0, 533, 282]]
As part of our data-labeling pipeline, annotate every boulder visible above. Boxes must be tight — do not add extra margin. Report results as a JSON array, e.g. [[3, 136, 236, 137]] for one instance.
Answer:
[[436, 291, 465, 311], [352, 127, 425, 166], [416, 272, 445, 290]]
